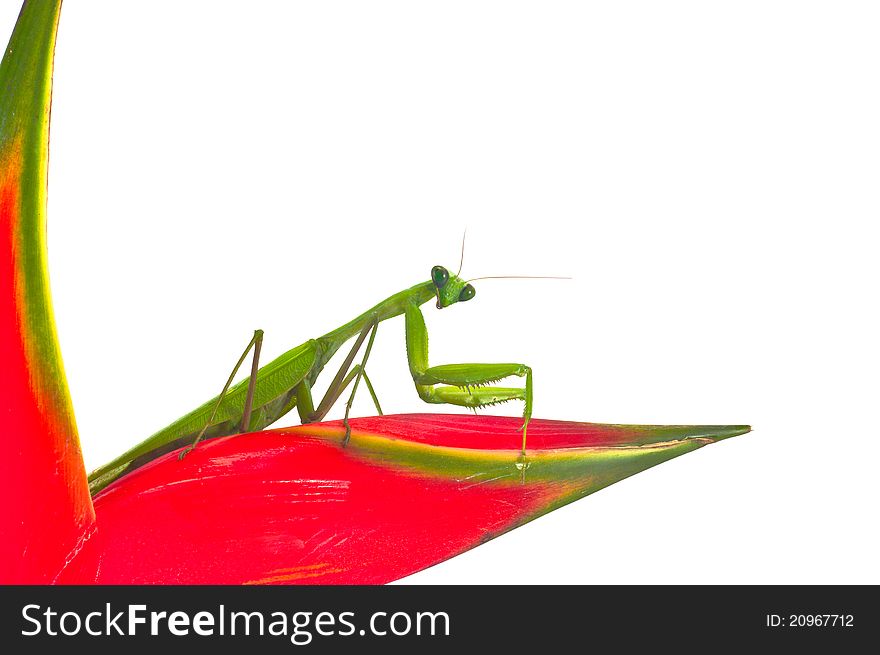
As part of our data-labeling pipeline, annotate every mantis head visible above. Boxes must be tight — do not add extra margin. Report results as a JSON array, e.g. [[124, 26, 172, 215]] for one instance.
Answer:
[[429, 231, 566, 309], [431, 265, 476, 309]]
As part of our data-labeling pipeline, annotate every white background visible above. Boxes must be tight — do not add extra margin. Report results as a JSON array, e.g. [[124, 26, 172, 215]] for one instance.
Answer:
[[4, 1, 877, 583]]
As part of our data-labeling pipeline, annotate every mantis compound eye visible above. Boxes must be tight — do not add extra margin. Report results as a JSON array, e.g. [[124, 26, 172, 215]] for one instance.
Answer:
[[431, 266, 449, 288], [458, 284, 476, 302]]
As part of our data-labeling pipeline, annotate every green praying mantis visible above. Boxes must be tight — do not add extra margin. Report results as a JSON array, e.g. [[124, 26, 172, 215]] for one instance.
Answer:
[[88, 252, 564, 495]]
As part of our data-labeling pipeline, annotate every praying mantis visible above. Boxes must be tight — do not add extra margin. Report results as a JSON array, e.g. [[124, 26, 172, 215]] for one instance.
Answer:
[[87, 256, 560, 495]]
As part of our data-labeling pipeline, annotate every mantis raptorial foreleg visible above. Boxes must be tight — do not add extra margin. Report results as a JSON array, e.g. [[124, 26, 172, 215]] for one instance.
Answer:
[[404, 303, 533, 455]]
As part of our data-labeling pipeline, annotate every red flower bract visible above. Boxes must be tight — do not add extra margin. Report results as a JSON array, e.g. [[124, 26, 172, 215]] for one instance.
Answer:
[[56, 414, 747, 584], [0, 1, 95, 583]]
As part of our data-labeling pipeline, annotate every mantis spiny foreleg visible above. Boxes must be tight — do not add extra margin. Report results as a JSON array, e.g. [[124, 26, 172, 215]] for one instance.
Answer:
[[404, 303, 533, 455]]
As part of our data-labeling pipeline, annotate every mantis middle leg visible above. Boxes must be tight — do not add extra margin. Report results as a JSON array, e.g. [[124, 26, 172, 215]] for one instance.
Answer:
[[296, 316, 382, 444]]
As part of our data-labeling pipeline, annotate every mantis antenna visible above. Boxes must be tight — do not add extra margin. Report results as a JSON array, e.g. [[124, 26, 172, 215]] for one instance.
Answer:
[[466, 275, 572, 282], [456, 229, 569, 282], [457, 229, 467, 276]]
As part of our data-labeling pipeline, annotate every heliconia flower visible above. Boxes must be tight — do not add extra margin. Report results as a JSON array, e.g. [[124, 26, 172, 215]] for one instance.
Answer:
[[0, 1, 750, 585], [59, 414, 748, 584], [0, 0, 96, 583]]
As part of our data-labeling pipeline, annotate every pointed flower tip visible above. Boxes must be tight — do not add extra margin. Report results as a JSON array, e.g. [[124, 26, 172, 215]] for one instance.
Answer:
[[698, 424, 752, 442]]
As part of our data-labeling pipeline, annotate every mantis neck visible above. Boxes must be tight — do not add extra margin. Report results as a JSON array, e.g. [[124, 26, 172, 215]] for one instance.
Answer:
[[314, 280, 435, 370]]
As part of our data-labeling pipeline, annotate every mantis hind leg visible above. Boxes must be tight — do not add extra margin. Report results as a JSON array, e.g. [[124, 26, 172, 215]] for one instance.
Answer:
[[179, 329, 264, 459], [405, 303, 533, 456]]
